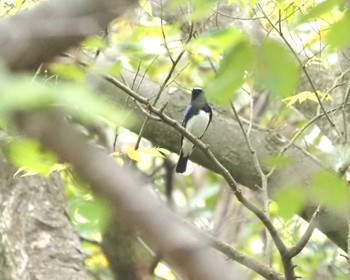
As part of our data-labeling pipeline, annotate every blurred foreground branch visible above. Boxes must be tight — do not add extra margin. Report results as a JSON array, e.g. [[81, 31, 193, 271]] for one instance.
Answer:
[[0, 0, 137, 70], [15, 110, 245, 280]]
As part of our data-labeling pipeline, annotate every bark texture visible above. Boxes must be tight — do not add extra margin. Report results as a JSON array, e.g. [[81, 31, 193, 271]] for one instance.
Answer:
[[0, 0, 349, 277], [0, 158, 86, 280], [93, 71, 348, 250], [102, 214, 152, 280]]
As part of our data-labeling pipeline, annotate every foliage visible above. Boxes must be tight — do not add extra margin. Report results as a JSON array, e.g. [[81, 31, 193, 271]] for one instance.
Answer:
[[2, 0, 350, 278], [283, 90, 332, 106]]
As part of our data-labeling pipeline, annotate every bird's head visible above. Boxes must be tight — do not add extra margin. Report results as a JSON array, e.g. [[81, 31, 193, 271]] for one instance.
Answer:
[[191, 88, 205, 102]]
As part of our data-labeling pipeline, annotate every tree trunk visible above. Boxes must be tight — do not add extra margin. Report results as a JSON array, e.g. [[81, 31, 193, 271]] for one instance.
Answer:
[[0, 157, 87, 280], [93, 70, 349, 250]]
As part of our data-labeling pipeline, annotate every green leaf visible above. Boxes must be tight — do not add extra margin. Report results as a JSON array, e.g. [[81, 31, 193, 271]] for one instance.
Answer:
[[255, 39, 299, 98], [50, 63, 86, 82], [296, 0, 341, 24], [82, 36, 107, 50], [187, 27, 244, 54], [0, 75, 128, 126], [206, 34, 254, 104], [186, 27, 245, 69], [106, 62, 122, 76], [310, 170, 349, 212], [170, 0, 217, 21], [264, 155, 291, 170], [57, 83, 126, 125], [71, 197, 111, 235], [8, 138, 58, 176], [275, 186, 305, 220], [189, 185, 219, 206], [0, 77, 54, 114], [326, 12, 350, 50]]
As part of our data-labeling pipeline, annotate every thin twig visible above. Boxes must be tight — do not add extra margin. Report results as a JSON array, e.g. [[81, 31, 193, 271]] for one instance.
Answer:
[[342, 76, 350, 143], [231, 102, 274, 266], [327, 68, 350, 96], [106, 76, 295, 276], [167, 61, 193, 87], [160, 2, 174, 64], [136, 55, 159, 92], [31, 63, 43, 82], [280, 102, 350, 156], [133, 23, 194, 150], [247, 88, 254, 137], [132, 60, 142, 90], [265, 102, 350, 180], [286, 205, 321, 258], [205, 233, 285, 280], [135, 101, 162, 121], [258, 4, 339, 137]]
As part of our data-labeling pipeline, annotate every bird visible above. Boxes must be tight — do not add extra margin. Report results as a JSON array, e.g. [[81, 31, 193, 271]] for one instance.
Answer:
[[176, 88, 212, 173]]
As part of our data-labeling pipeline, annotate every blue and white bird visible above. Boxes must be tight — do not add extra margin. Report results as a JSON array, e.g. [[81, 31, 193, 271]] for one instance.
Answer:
[[176, 88, 213, 173]]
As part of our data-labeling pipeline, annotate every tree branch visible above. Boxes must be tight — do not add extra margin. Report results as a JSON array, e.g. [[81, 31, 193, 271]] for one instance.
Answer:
[[92, 70, 348, 251], [0, 0, 137, 70], [15, 110, 246, 280], [286, 206, 321, 258], [231, 102, 275, 267], [0, 160, 87, 279]]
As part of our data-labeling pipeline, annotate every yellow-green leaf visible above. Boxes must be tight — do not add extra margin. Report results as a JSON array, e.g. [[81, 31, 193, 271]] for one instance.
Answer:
[[142, 147, 165, 158], [82, 36, 107, 50], [283, 90, 332, 106], [139, 0, 153, 16], [50, 63, 86, 82], [326, 12, 350, 50], [48, 163, 70, 174], [8, 139, 58, 176], [14, 167, 39, 177], [126, 147, 142, 161]]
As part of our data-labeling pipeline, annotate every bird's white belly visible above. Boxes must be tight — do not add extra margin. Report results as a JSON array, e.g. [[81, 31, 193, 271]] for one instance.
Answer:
[[182, 110, 210, 156]]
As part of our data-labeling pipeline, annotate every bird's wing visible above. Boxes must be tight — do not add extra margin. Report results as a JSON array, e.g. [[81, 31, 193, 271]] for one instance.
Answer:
[[183, 104, 193, 126], [202, 104, 213, 128]]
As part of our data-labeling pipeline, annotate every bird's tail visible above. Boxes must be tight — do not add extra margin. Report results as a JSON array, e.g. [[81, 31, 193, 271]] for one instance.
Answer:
[[176, 151, 189, 173]]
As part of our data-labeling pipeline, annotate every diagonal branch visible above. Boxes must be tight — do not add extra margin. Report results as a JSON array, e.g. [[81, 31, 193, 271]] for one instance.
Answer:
[[93, 69, 348, 252], [104, 77, 290, 251], [15, 110, 246, 280], [205, 233, 285, 280]]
